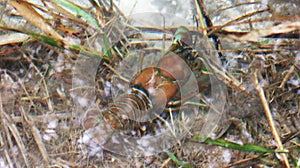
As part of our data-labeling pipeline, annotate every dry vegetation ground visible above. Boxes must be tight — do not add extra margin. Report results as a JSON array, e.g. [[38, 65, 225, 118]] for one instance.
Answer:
[[0, 0, 299, 167]]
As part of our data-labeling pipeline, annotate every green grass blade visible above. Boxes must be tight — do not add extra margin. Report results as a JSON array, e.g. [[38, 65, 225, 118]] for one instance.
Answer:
[[193, 135, 275, 153], [28, 32, 62, 47], [49, 0, 112, 59], [28, 32, 103, 59], [50, 0, 102, 31], [2, 25, 106, 60], [102, 34, 112, 59], [166, 152, 193, 168]]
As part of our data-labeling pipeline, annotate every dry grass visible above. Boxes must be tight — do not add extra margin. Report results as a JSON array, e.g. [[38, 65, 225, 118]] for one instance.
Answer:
[[0, 0, 299, 167]]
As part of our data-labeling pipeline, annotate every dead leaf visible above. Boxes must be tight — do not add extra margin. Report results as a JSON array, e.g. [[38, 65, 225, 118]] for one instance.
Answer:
[[9, 0, 63, 41]]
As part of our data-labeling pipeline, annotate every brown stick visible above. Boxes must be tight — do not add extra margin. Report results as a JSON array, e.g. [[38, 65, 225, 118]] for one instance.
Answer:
[[253, 70, 290, 168]]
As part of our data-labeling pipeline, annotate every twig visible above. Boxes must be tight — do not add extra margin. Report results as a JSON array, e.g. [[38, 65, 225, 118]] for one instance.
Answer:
[[214, 1, 262, 15], [103, 62, 130, 83], [227, 21, 300, 42], [161, 158, 172, 168], [195, 0, 247, 94], [1, 109, 30, 167], [223, 155, 261, 168], [2, 121, 19, 168], [51, 157, 78, 167], [0, 118, 14, 168], [195, 0, 224, 60], [11, 113, 73, 123], [279, 64, 295, 89], [253, 70, 290, 168], [206, 58, 250, 94], [1, 86, 30, 167], [208, 8, 269, 36], [19, 106, 50, 164], [1, 69, 52, 165], [194, 0, 208, 35], [20, 52, 54, 112]]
